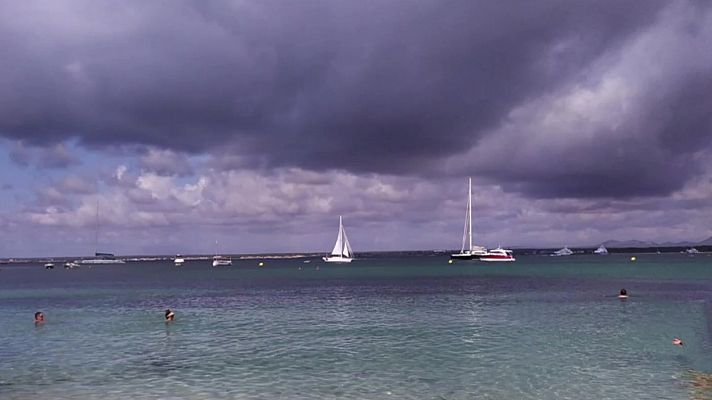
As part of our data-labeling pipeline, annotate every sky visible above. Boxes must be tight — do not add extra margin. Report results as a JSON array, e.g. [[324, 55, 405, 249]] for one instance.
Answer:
[[1, 0, 712, 257]]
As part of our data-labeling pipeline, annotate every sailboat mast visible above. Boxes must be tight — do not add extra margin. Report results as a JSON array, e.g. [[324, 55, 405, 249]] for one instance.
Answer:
[[95, 201, 99, 254], [468, 177, 472, 252]]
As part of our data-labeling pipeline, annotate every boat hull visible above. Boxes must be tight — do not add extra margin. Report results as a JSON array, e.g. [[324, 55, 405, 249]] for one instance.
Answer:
[[322, 256, 353, 263], [450, 253, 483, 260], [212, 260, 232, 267], [480, 256, 516, 262]]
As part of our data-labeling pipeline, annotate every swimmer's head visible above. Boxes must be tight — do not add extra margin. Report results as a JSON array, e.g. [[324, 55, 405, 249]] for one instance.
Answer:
[[34, 311, 44, 322], [165, 309, 175, 320]]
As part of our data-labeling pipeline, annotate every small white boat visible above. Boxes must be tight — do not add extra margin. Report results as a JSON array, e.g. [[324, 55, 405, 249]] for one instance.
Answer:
[[451, 178, 488, 260], [480, 247, 515, 262], [174, 255, 185, 266], [323, 216, 354, 263], [686, 248, 700, 255], [594, 245, 609, 255], [44, 263, 55, 269], [212, 255, 232, 267], [64, 262, 80, 269], [552, 247, 573, 256]]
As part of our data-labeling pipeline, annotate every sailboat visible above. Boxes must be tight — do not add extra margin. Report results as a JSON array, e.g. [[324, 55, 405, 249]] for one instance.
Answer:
[[78, 202, 125, 265], [212, 240, 232, 267], [451, 178, 488, 260], [323, 216, 354, 263]]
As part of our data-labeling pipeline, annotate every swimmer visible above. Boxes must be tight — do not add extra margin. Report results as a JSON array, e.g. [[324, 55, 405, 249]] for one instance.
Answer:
[[165, 309, 175, 321], [34, 311, 45, 324], [618, 288, 628, 299], [673, 338, 683, 346]]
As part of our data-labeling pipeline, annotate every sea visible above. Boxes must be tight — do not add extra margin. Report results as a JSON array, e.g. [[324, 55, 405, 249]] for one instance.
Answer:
[[1, 253, 711, 400]]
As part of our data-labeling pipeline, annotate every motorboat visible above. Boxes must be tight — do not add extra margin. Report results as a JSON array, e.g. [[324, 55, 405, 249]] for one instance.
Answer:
[[594, 245, 609, 255], [552, 247, 573, 256], [480, 248, 516, 262]]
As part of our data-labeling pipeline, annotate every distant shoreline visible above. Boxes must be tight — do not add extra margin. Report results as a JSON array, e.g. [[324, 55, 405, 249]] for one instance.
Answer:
[[1, 245, 711, 264]]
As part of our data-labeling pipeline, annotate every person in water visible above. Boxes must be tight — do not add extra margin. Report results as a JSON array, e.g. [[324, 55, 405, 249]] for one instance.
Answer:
[[165, 309, 175, 321], [673, 338, 683, 346], [34, 311, 45, 324], [618, 289, 628, 299]]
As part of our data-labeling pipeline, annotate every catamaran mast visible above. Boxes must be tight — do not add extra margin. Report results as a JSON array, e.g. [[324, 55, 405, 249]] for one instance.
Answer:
[[468, 177, 472, 252], [95, 201, 99, 255]]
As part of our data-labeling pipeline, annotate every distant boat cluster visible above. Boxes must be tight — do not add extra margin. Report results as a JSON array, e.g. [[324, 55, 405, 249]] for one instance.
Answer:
[[25, 177, 708, 270]]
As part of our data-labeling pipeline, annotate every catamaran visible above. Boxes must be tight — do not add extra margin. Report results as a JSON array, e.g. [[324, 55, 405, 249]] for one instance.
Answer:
[[451, 178, 488, 260], [212, 241, 232, 266], [79, 202, 125, 265], [323, 216, 354, 263]]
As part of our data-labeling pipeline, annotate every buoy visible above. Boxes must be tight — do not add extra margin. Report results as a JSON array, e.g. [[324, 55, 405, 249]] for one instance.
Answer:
[[258, 262, 264, 267], [448, 259, 453, 264], [630, 256, 637, 262]]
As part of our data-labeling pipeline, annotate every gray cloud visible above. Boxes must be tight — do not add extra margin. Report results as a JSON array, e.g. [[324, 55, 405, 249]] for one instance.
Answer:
[[7, 141, 79, 169], [3, 0, 698, 199]]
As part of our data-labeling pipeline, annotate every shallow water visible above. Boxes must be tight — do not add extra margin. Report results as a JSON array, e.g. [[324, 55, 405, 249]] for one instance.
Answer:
[[1, 254, 712, 399]]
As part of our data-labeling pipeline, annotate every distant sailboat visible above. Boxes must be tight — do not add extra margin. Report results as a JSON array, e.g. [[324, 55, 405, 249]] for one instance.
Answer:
[[212, 240, 232, 266], [323, 216, 354, 263], [451, 177, 488, 260], [78, 202, 125, 265]]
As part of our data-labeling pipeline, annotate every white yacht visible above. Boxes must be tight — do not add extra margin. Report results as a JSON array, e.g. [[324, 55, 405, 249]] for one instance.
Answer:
[[44, 263, 55, 269], [323, 216, 354, 263], [552, 246, 574, 256], [686, 247, 701, 255], [174, 255, 185, 266], [480, 247, 516, 262], [64, 261, 80, 269], [450, 177, 488, 260], [594, 245, 609, 255]]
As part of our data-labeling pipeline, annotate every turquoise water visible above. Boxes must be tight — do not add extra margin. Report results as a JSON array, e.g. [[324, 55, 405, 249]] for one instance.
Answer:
[[1, 254, 712, 399]]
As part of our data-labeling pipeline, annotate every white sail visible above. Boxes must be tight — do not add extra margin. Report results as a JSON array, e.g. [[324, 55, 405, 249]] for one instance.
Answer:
[[341, 228, 353, 258], [331, 217, 344, 256]]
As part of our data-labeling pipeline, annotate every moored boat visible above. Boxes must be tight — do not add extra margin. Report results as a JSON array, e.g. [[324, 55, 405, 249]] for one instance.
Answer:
[[174, 255, 185, 266], [552, 246, 573, 256], [480, 248, 515, 262], [212, 255, 232, 267], [594, 245, 609, 255], [450, 177, 488, 260]]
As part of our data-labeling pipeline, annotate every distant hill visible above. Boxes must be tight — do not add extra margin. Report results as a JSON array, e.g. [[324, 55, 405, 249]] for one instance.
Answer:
[[601, 236, 712, 248]]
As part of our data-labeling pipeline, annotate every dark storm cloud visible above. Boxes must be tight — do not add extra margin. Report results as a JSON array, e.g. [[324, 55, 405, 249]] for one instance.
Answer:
[[2, 0, 710, 199]]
